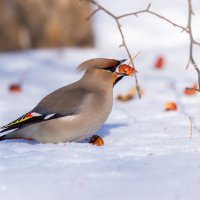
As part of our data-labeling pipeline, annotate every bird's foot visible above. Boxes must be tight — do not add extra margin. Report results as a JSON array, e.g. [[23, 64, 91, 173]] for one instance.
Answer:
[[89, 135, 104, 146]]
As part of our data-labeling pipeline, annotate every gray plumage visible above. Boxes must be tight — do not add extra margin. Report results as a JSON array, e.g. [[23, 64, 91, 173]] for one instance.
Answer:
[[0, 58, 126, 143]]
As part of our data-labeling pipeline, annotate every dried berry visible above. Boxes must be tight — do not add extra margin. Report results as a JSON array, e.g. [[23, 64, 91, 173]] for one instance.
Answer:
[[165, 102, 177, 111], [117, 86, 144, 102], [155, 56, 164, 69], [118, 64, 135, 76], [9, 84, 22, 93], [89, 135, 104, 146], [184, 84, 197, 95]]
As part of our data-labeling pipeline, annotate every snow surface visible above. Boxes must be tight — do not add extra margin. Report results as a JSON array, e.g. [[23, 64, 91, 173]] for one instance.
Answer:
[[1, 0, 200, 200]]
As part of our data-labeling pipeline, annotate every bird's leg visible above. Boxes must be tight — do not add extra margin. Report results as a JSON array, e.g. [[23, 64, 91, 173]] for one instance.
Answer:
[[89, 135, 104, 146]]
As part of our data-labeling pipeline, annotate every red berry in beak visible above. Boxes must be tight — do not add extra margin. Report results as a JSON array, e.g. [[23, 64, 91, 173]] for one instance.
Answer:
[[118, 64, 135, 76]]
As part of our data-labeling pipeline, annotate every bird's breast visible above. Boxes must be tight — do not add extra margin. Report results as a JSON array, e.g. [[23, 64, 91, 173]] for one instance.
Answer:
[[88, 90, 113, 127], [33, 90, 113, 143]]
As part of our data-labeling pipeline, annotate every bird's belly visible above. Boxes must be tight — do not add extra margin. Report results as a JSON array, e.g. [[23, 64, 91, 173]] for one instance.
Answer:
[[26, 105, 112, 143], [18, 94, 113, 143]]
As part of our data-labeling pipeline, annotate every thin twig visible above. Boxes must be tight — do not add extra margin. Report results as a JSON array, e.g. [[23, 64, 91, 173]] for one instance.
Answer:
[[86, 8, 100, 20], [189, 116, 192, 139], [117, 4, 188, 33], [128, 51, 141, 66]]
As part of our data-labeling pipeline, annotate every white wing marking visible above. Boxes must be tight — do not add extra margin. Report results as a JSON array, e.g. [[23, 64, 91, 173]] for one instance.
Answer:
[[44, 113, 56, 120]]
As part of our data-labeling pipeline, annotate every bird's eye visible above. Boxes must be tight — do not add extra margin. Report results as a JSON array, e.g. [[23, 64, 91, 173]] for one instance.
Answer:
[[104, 66, 117, 72]]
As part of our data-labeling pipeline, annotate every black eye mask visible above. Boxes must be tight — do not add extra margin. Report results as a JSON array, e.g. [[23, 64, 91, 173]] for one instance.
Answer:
[[103, 59, 126, 73], [104, 66, 118, 72]]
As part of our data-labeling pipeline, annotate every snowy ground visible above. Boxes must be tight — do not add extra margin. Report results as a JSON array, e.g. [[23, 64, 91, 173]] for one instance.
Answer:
[[1, 0, 200, 200]]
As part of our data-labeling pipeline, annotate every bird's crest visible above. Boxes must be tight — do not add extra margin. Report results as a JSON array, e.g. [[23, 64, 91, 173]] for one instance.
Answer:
[[77, 58, 120, 72]]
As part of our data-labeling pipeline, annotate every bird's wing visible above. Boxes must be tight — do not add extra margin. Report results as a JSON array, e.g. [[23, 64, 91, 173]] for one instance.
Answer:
[[32, 82, 90, 115], [0, 82, 91, 133], [0, 112, 63, 133]]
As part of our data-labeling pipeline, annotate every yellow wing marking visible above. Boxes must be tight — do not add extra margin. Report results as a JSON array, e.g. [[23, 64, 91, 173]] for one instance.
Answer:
[[4, 114, 33, 128]]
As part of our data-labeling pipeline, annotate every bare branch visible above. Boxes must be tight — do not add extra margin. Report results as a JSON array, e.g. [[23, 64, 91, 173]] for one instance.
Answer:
[[82, 0, 116, 18], [82, 0, 200, 93], [81, 0, 142, 98], [185, 0, 200, 91], [117, 4, 188, 33]]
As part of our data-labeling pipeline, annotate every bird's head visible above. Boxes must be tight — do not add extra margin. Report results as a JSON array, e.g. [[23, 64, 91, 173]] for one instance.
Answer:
[[78, 58, 135, 87]]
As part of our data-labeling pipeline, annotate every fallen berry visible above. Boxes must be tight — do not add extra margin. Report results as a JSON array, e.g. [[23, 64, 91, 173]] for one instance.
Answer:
[[154, 56, 164, 69], [184, 84, 197, 95], [9, 84, 22, 93], [165, 102, 177, 111], [89, 135, 104, 146]]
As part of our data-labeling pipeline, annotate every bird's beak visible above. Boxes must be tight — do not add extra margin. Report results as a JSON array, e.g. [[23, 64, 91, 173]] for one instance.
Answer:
[[112, 59, 127, 85], [114, 72, 127, 76], [119, 59, 127, 64], [113, 59, 127, 77]]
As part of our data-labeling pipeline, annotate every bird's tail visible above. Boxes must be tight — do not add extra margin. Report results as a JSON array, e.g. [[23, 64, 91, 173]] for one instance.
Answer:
[[0, 134, 7, 141]]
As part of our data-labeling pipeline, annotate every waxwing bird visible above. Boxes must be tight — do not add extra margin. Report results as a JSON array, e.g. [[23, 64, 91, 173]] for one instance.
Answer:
[[0, 58, 132, 144]]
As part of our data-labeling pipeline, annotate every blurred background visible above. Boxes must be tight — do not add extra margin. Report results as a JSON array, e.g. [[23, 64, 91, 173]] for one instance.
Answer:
[[1, 0, 199, 53], [0, 0, 94, 51], [1, 1, 200, 200]]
